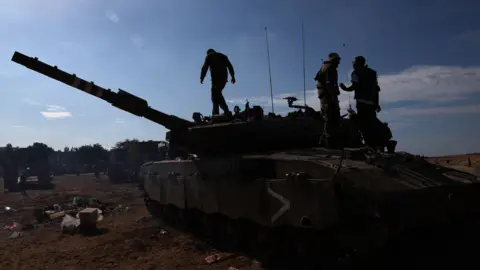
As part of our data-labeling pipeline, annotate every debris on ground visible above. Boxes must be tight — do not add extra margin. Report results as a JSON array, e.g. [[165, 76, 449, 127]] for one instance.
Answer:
[[73, 195, 99, 207], [0, 175, 262, 269], [8, 231, 23, 239], [4, 221, 21, 230], [60, 214, 80, 234], [78, 207, 103, 230], [112, 204, 130, 213], [3, 206, 17, 214], [205, 253, 222, 264]]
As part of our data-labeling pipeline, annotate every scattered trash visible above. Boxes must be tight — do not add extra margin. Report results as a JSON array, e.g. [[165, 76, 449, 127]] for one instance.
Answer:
[[160, 229, 167, 235], [73, 196, 100, 207], [205, 254, 221, 264], [4, 206, 15, 212], [227, 267, 239, 270], [61, 214, 80, 234], [251, 259, 261, 266], [8, 231, 23, 239], [49, 211, 66, 220], [2, 206, 17, 216], [112, 204, 130, 213], [53, 204, 62, 211], [78, 208, 102, 230], [4, 222, 21, 231]]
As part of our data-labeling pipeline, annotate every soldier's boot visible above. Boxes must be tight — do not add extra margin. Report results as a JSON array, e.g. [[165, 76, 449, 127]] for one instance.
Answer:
[[386, 140, 397, 154]]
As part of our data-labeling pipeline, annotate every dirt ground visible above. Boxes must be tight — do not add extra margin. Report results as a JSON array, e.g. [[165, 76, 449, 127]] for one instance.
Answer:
[[427, 153, 480, 176], [0, 174, 263, 270]]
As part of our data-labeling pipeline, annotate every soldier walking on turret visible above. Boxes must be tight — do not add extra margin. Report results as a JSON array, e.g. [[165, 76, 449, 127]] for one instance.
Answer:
[[340, 56, 381, 149], [314, 53, 342, 148], [200, 48, 236, 116]]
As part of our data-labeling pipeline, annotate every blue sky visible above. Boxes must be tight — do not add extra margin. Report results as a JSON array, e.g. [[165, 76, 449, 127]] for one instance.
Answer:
[[1, 0, 479, 156]]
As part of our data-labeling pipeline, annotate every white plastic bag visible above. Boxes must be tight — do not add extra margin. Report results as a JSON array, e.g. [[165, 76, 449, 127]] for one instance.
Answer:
[[60, 214, 80, 234]]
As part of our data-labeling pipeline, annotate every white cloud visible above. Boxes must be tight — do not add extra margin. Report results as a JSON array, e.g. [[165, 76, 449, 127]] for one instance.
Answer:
[[40, 104, 72, 119], [24, 99, 73, 119], [11, 125, 26, 128], [45, 104, 67, 111], [105, 10, 119, 23], [227, 65, 480, 124], [387, 104, 480, 117], [40, 112, 72, 119], [377, 66, 480, 104], [115, 118, 125, 124], [131, 35, 144, 48]]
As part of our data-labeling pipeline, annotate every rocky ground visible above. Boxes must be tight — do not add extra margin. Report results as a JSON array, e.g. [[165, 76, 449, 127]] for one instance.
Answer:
[[0, 174, 263, 270]]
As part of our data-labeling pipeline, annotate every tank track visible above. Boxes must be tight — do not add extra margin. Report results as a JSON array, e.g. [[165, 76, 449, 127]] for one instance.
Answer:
[[144, 191, 480, 269], [144, 192, 397, 269]]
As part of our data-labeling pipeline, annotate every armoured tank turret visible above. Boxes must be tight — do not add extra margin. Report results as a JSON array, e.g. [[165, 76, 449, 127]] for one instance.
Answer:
[[12, 51, 480, 268]]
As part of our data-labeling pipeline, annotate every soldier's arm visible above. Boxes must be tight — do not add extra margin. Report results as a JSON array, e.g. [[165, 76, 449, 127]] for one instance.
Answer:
[[225, 56, 235, 78], [340, 72, 358, 92], [200, 55, 210, 81]]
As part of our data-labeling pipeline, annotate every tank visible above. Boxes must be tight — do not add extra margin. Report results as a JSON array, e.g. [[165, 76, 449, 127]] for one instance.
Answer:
[[11, 51, 480, 268]]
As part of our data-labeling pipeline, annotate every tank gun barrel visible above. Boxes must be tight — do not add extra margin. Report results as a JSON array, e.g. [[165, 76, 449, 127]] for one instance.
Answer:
[[11, 51, 193, 130]]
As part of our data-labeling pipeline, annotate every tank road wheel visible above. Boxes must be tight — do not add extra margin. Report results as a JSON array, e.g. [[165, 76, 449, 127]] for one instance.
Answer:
[[163, 204, 179, 225], [175, 208, 192, 230], [247, 223, 270, 252], [144, 197, 164, 220], [164, 205, 191, 229], [187, 210, 204, 234], [223, 218, 247, 249], [203, 214, 229, 242], [199, 213, 215, 237]]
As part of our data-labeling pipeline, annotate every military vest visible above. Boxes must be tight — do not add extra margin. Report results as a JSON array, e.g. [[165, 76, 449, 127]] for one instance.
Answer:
[[315, 63, 339, 97], [351, 68, 379, 103]]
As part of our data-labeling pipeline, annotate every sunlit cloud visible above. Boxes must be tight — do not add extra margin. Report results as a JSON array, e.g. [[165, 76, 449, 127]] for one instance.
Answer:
[[227, 65, 480, 129], [40, 104, 72, 119], [40, 111, 72, 119]]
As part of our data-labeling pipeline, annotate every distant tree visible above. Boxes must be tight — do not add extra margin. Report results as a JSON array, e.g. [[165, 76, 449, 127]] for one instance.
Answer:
[[77, 144, 108, 165]]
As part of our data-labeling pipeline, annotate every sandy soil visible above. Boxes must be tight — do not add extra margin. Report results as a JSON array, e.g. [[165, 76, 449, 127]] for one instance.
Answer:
[[427, 154, 480, 176], [0, 174, 263, 270]]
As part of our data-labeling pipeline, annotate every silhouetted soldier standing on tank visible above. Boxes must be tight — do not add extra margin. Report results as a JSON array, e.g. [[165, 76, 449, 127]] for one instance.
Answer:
[[340, 56, 382, 149], [314, 53, 342, 149], [200, 49, 236, 116]]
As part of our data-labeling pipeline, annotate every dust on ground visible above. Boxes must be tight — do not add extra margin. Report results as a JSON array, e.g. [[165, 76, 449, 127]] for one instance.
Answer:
[[428, 153, 480, 176], [0, 174, 263, 270]]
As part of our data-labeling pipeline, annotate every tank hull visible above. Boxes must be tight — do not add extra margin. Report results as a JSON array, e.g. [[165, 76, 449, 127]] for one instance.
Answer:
[[142, 148, 480, 267]]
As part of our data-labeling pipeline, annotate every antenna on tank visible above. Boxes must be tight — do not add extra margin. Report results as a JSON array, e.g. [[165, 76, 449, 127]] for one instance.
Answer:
[[265, 26, 275, 113], [302, 20, 307, 106]]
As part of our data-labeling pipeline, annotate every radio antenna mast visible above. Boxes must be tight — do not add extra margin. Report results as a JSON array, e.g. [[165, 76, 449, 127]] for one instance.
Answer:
[[265, 26, 275, 113], [302, 20, 307, 106]]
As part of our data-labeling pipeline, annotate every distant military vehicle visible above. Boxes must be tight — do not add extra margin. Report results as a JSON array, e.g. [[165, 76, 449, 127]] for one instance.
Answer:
[[21, 162, 53, 189], [12, 51, 480, 268]]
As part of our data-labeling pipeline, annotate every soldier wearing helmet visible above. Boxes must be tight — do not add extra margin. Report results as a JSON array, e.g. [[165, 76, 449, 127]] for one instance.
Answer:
[[340, 56, 382, 148], [314, 52, 342, 148], [200, 48, 236, 116]]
